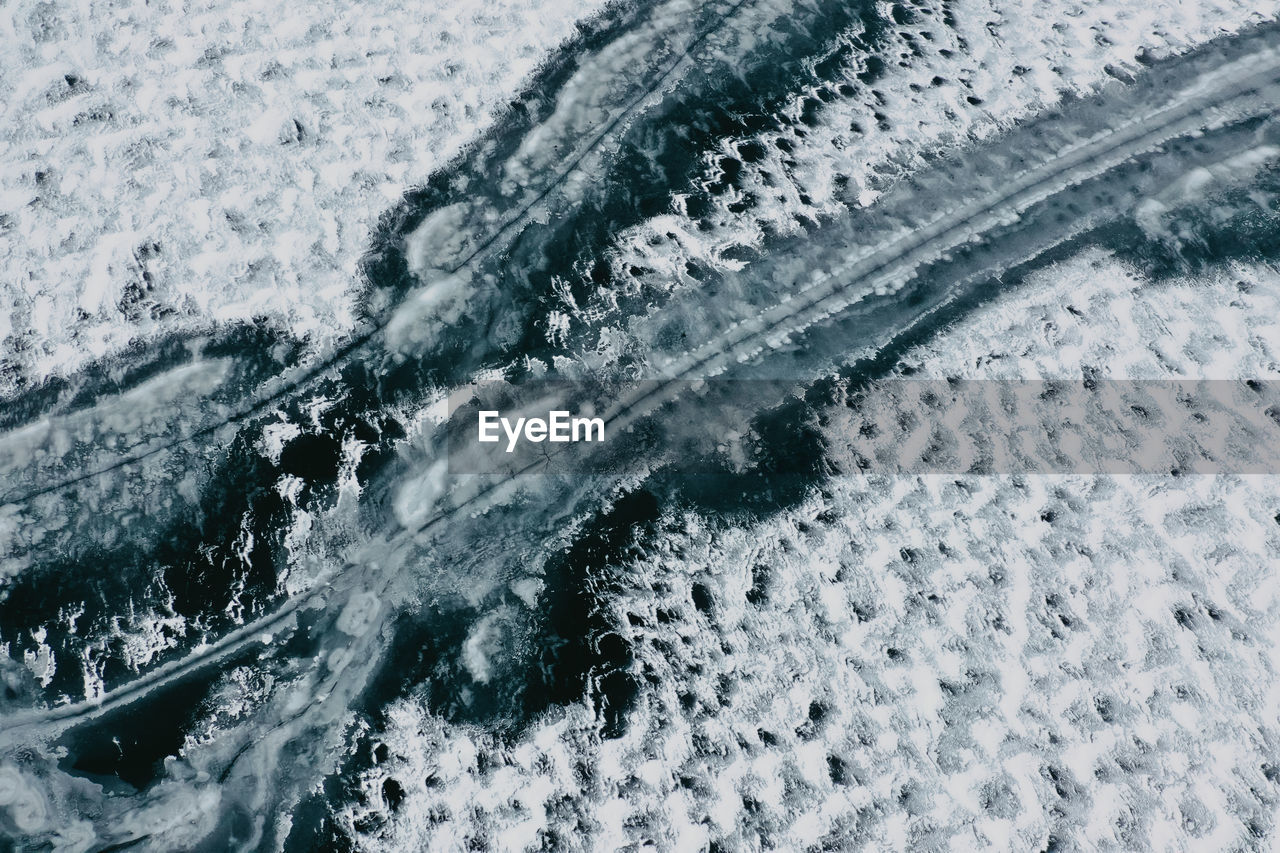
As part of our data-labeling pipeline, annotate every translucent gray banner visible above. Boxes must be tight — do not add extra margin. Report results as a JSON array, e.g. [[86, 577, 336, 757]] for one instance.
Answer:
[[443, 379, 1280, 475]]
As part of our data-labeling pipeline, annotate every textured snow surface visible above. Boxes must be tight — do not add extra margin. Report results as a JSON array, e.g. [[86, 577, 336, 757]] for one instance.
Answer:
[[4, 0, 1280, 848], [4, 0, 1277, 392], [903, 250, 1280, 381], [0, 0, 605, 392], [545, 0, 1280, 357], [347, 252, 1280, 852]]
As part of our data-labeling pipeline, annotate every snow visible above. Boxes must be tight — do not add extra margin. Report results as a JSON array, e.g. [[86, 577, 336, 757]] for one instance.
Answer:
[[0, 0, 608, 394], [346, 249, 1280, 850], [553, 0, 1280, 360], [5, 0, 1280, 848]]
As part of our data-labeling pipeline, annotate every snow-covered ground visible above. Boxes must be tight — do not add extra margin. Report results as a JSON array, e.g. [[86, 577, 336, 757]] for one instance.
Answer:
[[0, 0, 605, 393], [4, 0, 1278, 395], [546, 0, 1280, 359], [4, 0, 1280, 849], [347, 252, 1280, 852]]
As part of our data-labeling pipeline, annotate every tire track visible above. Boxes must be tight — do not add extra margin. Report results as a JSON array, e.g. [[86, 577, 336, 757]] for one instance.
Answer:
[[0, 0, 768, 508], [6, 22, 1279, 751]]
